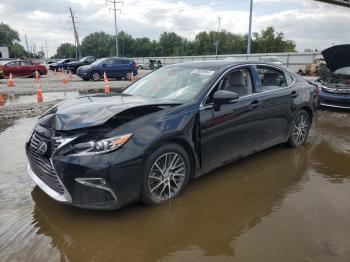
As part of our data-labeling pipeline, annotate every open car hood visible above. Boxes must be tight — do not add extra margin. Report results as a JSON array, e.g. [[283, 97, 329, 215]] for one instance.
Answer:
[[38, 94, 179, 131], [322, 44, 350, 72]]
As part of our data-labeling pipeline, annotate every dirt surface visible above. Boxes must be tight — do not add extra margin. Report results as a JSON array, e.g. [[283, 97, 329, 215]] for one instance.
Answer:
[[0, 70, 151, 120], [0, 109, 349, 262]]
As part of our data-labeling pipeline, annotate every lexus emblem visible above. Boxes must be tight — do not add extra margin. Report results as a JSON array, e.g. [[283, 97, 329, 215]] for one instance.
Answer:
[[37, 142, 48, 156]]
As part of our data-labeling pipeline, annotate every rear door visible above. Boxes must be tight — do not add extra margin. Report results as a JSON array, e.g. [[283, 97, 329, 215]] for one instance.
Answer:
[[20, 61, 34, 77], [199, 66, 263, 172], [254, 65, 296, 147]]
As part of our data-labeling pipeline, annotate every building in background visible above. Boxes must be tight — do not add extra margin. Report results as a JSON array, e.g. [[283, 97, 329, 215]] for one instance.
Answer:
[[0, 47, 9, 59]]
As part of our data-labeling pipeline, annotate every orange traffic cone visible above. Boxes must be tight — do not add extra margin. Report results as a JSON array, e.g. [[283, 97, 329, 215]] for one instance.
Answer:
[[35, 70, 40, 83], [68, 71, 73, 80], [62, 70, 68, 84], [103, 72, 110, 93], [130, 72, 135, 81], [7, 73, 14, 87], [0, 94, 5, 107], [36, 86, 43, 103]]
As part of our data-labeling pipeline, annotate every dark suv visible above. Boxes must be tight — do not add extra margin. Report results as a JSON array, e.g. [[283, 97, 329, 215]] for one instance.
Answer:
[[66, 56, 96, 74], [76, 57, 138, 81]]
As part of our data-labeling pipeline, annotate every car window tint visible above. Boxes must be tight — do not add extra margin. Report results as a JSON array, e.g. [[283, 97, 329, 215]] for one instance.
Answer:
[[285, 72, 294, 86], [7, 61, 20, 67], [257, 66, 287, 92], [21, 61, 32, 66], [205, 68, 253, 104]]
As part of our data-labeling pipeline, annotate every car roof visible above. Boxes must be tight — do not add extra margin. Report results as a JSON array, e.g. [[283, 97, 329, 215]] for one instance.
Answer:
[[166, 60, 280, 70]]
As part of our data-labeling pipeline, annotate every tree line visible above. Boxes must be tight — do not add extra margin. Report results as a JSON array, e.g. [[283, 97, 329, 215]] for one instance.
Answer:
[[55, 27, 296, 58], [0, 22, 296, 59]]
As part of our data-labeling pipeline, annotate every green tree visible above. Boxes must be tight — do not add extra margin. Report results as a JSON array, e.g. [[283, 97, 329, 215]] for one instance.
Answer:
[[54, 43, 76, 58], [252, 27, 296, 53], [0, 22, 20, 46], [8, 42, 27, 58], [81, 32, 114, 58], [159, 32, 183, 56], [37, 50, 46, 59]]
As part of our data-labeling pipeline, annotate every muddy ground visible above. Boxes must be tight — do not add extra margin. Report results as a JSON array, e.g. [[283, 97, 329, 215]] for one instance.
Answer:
[[0, 70, 150, 119], [0, 72, 349, 262]]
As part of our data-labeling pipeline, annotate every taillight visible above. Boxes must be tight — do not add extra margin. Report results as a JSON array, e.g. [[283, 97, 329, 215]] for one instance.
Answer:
[[134, 63, 137, 70]]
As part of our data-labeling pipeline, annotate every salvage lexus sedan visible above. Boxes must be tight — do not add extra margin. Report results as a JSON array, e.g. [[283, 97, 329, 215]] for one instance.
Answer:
[[26, 60, 317, 209]]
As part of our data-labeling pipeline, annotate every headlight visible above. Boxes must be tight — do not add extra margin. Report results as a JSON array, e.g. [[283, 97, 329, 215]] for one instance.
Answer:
[[72, 134, 132, 156]]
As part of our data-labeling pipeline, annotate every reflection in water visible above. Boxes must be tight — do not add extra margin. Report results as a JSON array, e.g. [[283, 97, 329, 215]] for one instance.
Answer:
[[0, 111, 349, 262], [30, 147, 307, 261]]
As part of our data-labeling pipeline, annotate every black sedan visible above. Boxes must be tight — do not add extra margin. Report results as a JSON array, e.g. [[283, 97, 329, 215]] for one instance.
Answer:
[[66, 56, 96, 74], [26, 60, 318, 209]]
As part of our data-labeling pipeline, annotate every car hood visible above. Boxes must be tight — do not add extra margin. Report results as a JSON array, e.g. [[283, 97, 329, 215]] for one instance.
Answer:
[[38, 94, 180, 131], [322, 44, 350, 72]]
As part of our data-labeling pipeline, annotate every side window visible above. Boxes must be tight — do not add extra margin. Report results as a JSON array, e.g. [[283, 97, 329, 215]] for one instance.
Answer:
[[257, 66, 287, 92], [7, 61, 20, 67], [205, 68, 253, 104], [285, 72, 294, 86], [21, 61, 32, 66]]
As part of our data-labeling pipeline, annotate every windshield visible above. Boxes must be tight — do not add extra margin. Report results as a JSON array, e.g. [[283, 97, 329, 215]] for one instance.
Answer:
[[57, 59, 66, 63], [91, 58, 107, 66], [79, 57, 88, 62], [123, 66, 217, 102]]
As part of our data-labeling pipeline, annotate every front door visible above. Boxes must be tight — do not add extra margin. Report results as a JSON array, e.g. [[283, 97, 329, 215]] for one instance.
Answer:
[[199, 67, 263, 173]]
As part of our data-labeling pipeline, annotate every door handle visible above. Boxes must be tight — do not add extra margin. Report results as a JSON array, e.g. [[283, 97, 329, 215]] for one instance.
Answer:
[[291, 91, 298, 98], [249, 100, 262, 110]]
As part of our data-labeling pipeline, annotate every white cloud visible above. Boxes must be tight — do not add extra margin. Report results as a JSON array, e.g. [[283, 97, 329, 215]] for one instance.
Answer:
[[0, 0, 349, 56]]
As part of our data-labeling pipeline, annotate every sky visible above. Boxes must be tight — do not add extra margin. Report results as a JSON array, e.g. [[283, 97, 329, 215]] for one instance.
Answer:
[[0, 0, 349, 57]]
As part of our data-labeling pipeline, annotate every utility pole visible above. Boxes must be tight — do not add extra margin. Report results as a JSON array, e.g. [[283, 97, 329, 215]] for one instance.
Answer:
[[25, 34, 30, 57], [215, 17, 221, 56], [247, 0, 253, 54], [45, 40, 49, 59], [69, 7, 81, 59], [106, 0, 123, 57]]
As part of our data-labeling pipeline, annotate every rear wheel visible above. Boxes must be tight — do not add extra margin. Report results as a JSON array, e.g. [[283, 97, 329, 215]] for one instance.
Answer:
[[91, 71, 101, 81], [57, 67, 62, 72], [141, 143, 191, 206], [31, 70, 41, 78], [287, 110, 311, 147]]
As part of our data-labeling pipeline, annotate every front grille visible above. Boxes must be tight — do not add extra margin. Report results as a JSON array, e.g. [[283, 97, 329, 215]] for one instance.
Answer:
[[27, 131, 65, 195]]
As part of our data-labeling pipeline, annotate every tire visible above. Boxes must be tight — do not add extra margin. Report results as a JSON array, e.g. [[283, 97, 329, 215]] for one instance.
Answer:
[[90, 71, 101, 81], [32, 70, 41, 78], [138, 65, 143, 69], [287, 110, 311, 148], [126, 72, 132, 80], [141, 143, 191, 206], [57, 67, 62, 72]]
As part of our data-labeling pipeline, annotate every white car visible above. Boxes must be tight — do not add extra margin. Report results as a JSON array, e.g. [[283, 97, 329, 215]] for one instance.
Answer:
[[259, 56, 283, 65]]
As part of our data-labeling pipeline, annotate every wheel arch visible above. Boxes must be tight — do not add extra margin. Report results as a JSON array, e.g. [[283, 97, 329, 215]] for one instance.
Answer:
[[301, 105, 313, 123], [146, 136, 198, 178]]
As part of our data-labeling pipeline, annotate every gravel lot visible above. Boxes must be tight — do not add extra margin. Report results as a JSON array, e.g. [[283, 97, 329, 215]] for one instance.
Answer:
[[0, 70, 151, 120]]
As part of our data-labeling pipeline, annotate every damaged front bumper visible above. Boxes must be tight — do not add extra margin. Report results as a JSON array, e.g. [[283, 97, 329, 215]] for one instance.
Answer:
[[319, 88, 350, 109]]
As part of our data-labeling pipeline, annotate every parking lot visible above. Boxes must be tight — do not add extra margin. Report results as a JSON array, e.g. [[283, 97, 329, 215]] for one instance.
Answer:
[[0, 72, 349, 261], [0, 70, 150, 120]]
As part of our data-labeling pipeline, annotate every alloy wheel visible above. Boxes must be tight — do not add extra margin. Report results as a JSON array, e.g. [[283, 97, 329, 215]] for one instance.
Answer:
[[148, 152, 186, 201], [92, 72, 100, 81], [291, 114, 309, 145]]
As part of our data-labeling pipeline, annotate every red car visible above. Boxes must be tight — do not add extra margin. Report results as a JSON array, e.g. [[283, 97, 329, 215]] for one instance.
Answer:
[[1, 60, 47, 78]]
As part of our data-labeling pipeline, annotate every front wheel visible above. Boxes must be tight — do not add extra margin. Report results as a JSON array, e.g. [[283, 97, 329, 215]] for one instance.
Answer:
[[90, 71, 101, 81], [287, 110, 311, 147], [142, 143, 191, 206]]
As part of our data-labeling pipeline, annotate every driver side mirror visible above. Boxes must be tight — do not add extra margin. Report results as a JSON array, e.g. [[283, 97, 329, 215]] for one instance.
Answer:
[[213, 90, 239, 111]]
